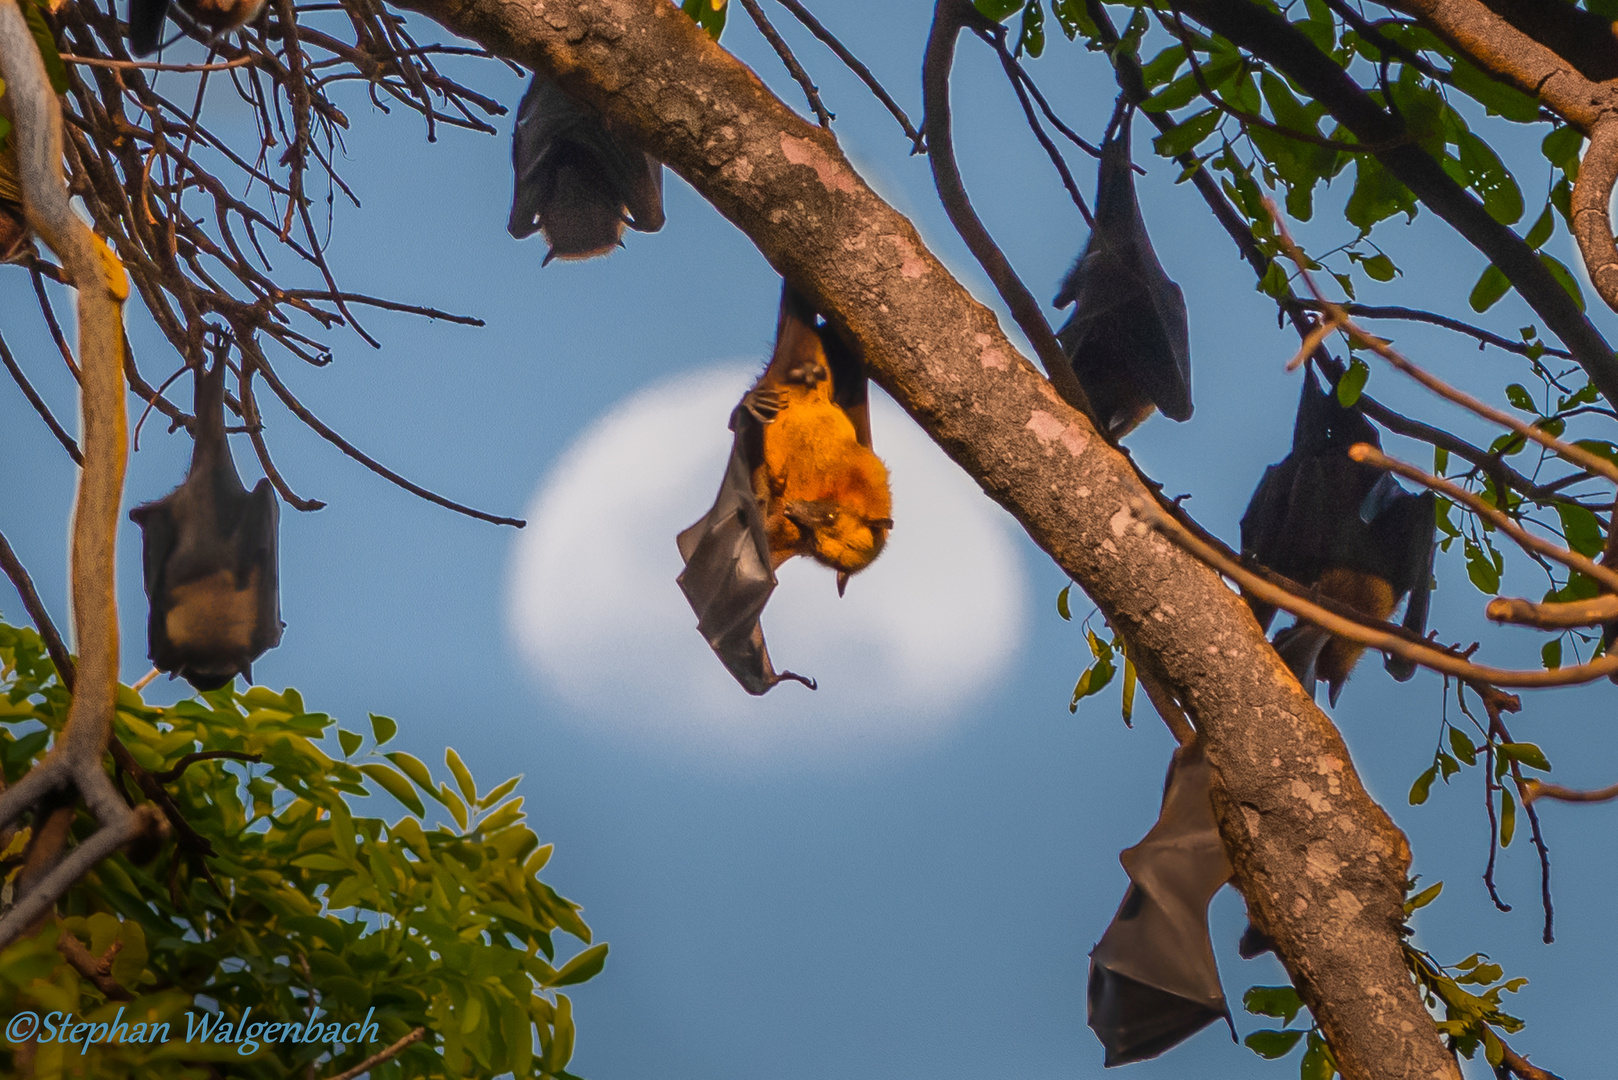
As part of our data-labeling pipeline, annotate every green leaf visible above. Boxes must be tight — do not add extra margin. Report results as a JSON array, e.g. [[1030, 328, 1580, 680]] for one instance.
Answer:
[[1555, 503, 1604, 558], [1335, 359, 1369, 406], [1448, 726, 1477, 767], [1500, 788, 1516, 847], [1359, 254, 1397, 281], [1300, 1030, 1337, 1080], [446, 747, 477, 805], [1540, 252, 1586, 311], [1243, 984, 1303, 1025], [1464, 538, 1501, 594], [1541, 125, 1584, 177], [370, 713, 398, 745], [1057, 584, 1072, 621], [1542, 638, 1563, 670], [680, 0, 727, 39], [1120, 658, 1136, 724], [1016, 0, 1045, 57], [974, 0, 1023, 19], [479, 774, 522, 809], [1469, 265, 1510, 313], [360, 763, 426, 816], [1406, 880, 1443, 912], [337, 728, 362, 758], [1524, 204, 1555, 250], [1504, 383, 1535, 411], [1069, 658, 1116, 712], [387, 751, 436, 794], [1498, 741, 1551, 772], [549, 942, 609, 987], [1244, 1029, 1304, 1058], [1456, 131, 1524, 225], [21, 2, 67, 95], [1153, 109, 1221, 159], [1409, 765, 1438, 805]]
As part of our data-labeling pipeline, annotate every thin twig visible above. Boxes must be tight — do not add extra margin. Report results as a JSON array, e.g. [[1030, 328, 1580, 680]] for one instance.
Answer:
[[59, 53, 256, 72], [768, 0, 921, 146], [326, 1026, 426, 1080], [738, 0, 832, 127], [0, 328, 82, 464]]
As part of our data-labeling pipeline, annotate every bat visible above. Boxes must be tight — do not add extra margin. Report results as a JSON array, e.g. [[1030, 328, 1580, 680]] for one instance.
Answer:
[[508, 74, 665, 264], [677, 283, 892, 694], [1088, 740, 1233, 1066], [1053, 107, 1192, 438], [129, 0, 266, 56], [1239, 370, 1437, 704], [129, 354, 283, 690]]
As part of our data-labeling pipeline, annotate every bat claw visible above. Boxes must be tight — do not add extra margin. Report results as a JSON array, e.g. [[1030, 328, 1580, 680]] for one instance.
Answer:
[[836, 571, 849, 597]]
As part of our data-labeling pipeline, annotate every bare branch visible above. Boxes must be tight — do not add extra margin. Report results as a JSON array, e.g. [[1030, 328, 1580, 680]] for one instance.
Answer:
[[326, 1026, 426, 1080]]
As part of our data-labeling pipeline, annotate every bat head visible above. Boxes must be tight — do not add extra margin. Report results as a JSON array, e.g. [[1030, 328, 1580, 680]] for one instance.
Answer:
[[784, 500, 890, 579]]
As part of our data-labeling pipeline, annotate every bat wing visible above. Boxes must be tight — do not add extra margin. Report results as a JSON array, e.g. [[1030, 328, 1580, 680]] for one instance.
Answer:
[[244, 478, 284, 667], [129, 0, 171, 56], [508, 75, 665, 259], [676, 410, 814, 695], [1088, 742, 1232, 1066], [1238, 460, 1298, 632], [1056, 120, 1192, 425], [1366, 486, 1436, 681], [820, 321, 874, 449]]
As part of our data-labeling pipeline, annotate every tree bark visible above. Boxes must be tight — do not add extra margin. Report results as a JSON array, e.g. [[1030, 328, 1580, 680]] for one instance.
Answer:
[[382, 0, 1458, 1075]]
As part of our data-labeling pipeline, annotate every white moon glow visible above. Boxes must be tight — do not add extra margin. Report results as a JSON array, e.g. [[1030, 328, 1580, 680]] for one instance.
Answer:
[[507, 365, 1029, 763]]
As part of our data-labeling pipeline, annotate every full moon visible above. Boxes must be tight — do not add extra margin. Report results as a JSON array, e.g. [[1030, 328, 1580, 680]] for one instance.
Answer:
[[507, 364, 1029, 764]]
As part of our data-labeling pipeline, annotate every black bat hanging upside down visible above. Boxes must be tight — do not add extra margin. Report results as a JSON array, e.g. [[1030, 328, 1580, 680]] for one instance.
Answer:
[[1053, 104, 1192, 438], [1088, 740, 1234, 1066], [129, 354, 283, 690], [676, 283, 893, 694], [1240, 369, 1438, 705], [508, 74, 665, 264]]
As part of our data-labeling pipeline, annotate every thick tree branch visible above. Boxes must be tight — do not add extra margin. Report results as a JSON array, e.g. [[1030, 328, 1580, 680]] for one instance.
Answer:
[[0, 0, 151, 947], [378, 1, 1457, 1075]]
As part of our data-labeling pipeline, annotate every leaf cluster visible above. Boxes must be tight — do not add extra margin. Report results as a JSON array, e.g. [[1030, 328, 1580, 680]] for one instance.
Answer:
[[0, 620, 601, 1079]]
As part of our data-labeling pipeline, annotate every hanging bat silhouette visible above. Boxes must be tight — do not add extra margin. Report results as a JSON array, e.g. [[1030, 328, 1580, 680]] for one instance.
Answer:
[[129, 0, 266, 57], [129, 354, 283, 690], [677, 283, 893, 694], [1053, 108, 1192, 438], [508, 74, 665, 264], [1089, 740, 1233, 1066], [1240, 370, 1437, 705]]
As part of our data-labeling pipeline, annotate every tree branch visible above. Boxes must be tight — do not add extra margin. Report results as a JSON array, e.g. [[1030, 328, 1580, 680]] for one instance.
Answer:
[[379, 1, 1461, 1074]]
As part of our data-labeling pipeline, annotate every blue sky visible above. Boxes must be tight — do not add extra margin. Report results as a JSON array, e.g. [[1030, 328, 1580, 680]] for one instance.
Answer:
[[4, 2, 1617, 1076]]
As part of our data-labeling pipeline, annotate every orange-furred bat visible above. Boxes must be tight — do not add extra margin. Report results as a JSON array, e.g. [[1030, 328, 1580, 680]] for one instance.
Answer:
[[508, 75, 665, 264], [677, 283, 893, 694], [129, 0, 266, 56], [1052, 107, 1192, 438], [129, 354, 283, 690], [1239, 370, 1437, 705], [1089, 741, 1233, 1065]]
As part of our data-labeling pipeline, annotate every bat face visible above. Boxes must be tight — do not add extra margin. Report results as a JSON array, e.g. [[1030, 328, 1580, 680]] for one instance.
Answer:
[[1088, 741, 1233, 1065], [509, 75, 666, 263], [1054, 111, 1193, 436], [1241, 371, 1438, 702], [129, 357, 283, 691], [676, 284, 892, 694]]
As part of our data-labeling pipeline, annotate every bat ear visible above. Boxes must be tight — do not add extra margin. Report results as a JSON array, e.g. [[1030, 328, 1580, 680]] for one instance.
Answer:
[[870, 518, 894, 530]]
